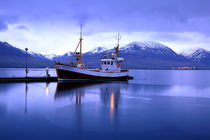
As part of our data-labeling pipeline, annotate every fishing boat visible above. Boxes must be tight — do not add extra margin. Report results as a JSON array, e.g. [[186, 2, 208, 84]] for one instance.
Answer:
[[54, 26, 133, 81]]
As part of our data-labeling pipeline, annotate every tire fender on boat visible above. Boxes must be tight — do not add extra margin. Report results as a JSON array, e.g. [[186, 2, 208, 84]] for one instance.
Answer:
[[116, 64, 120, 68]]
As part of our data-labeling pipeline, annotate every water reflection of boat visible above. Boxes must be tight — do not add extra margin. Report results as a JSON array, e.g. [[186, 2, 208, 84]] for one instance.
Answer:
[[55, 82, 127, 112], [55, 82, 98, 104], [54, 82, 99, 100], [100, 83, 121, 110]]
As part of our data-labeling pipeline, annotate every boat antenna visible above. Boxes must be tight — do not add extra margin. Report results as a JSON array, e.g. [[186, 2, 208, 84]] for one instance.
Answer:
[[115, 33, 121, 57]]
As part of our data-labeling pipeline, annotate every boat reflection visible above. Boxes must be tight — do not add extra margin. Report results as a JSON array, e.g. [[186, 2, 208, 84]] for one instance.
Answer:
[[25, 82, 28, 115], [54, 82, 95, 104], [99, 83, 122, 118], [45, 82, 49, 96], [55, 82, 128, 117]]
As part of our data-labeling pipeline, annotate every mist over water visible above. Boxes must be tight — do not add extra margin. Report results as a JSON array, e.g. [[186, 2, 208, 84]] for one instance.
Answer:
[[0, 69, 210, 140]]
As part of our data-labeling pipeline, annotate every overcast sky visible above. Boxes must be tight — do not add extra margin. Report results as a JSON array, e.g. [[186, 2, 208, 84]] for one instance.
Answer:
[[0, 0, 210, 54]]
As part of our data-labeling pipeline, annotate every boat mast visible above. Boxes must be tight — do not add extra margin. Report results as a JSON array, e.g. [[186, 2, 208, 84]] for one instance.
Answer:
[[79, 24, 83, 64], [115, 33, 121, 57], [73, 25, 83, 65]]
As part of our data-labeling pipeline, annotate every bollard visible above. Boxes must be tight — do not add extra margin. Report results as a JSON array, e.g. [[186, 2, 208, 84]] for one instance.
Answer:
[[46, 68, 50, 77]]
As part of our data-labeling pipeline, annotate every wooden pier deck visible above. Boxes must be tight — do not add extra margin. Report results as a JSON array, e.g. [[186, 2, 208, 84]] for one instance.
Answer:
[[0, 76, 133, 83], [0, 77, 58, 83]]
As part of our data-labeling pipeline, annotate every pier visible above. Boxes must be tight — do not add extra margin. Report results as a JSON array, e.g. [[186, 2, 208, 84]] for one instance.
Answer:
[[0, 76, 133, 83], [0, 77, 58, 83]]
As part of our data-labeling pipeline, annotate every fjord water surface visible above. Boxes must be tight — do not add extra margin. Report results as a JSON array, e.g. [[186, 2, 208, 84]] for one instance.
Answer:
[[0, 69, 210, 140]]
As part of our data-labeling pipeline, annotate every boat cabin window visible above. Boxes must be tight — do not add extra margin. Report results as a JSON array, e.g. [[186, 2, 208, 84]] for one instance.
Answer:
[[101, 61, 114, 65]]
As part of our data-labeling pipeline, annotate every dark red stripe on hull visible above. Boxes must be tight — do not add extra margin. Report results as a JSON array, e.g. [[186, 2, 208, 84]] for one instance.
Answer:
[[56, 69, 129, 80]]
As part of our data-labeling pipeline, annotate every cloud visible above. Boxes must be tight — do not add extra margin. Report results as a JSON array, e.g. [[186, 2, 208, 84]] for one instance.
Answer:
[[0, 13, 19, 32], [15, 25, 29, 31], [0, 0, 210, 34], [0, 22, 8, 31], [0, 0, 210, 54]]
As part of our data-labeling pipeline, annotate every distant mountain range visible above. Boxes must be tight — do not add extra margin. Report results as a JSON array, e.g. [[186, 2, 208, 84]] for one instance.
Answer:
[[0, 42, 52, 68], [1, 41, 210, 69]]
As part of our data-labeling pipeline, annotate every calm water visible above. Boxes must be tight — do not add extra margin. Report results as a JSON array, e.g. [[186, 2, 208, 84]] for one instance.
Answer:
[[0, 69, 210, 140]]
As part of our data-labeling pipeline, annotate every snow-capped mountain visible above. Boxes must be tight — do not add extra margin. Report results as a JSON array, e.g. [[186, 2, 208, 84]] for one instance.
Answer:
[[44, 54, 58, 59], [187, 48, 210, 61], [88, 46, 107, 54], [119, 41, 177, 56], [1, 40, 210, 69], [30, 52, 51, 60], [52, 41, 193, 69], [52, 52, 74, 63], [120, 41, 174, 53], [0, 41, 53, 67], [179, 48, 198, 57], [186, 48, 210, 67], [117, 41, 191, 68]]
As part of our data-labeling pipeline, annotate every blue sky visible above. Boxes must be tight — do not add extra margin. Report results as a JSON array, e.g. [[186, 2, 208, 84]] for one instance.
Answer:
[[0, 0, 210, 54]]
